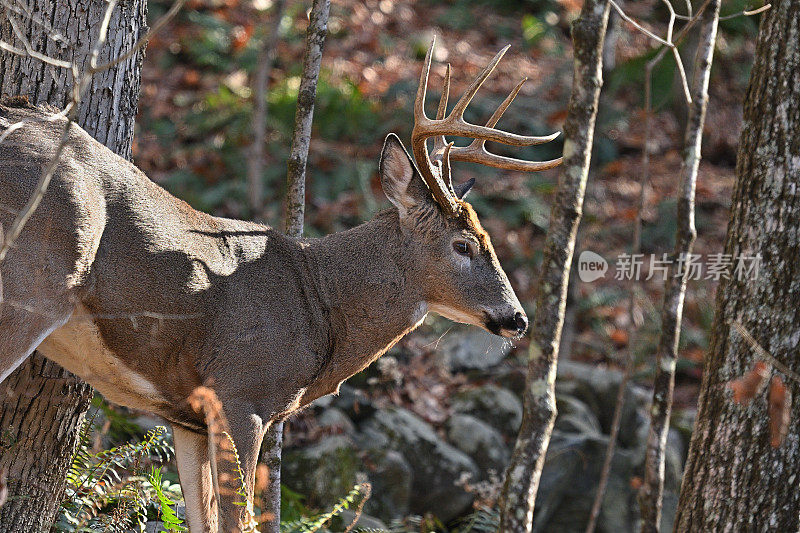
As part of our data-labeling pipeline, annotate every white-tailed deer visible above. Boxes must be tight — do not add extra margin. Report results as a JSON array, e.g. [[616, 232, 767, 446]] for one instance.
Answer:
[[0, 39, 560, 531]]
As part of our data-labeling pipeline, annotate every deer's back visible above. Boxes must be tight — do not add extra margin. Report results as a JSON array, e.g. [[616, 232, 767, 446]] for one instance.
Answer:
[[1, 103, 320, 426]]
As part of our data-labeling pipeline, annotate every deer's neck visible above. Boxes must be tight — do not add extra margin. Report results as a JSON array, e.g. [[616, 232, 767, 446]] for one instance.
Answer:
[[300, 212, 426, 402]]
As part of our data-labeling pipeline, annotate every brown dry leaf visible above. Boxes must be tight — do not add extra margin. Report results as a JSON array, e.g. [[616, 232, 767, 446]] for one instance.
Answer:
[[683, 347, 705, 364], [618, 207, 639, 221], [629, 476, 643, 490], [546, 108, 569, 125], [768, 375, 792, 448], [601, 159, 625, 176], [728, 361, 770, 404], [610, 328, 629, 347]]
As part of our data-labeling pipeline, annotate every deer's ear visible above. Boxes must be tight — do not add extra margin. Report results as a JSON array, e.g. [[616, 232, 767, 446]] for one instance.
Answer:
[[454, 178, 475, 199], [380, 133, 430, 216]]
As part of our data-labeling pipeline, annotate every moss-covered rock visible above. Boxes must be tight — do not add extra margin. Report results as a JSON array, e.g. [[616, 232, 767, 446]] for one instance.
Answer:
[[282, 436, 360, 510], [451, 384, 523, 437], [359, 407, 479, 522]]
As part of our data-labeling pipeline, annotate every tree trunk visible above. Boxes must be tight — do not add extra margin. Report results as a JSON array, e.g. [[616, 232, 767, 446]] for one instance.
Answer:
[[674, 1, 800, 530], [0, 1, 146, 530], [498, 1, 610, 531]]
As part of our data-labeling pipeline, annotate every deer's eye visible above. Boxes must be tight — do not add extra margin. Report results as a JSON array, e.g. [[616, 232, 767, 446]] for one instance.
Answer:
[[453, 241, 473, 258]]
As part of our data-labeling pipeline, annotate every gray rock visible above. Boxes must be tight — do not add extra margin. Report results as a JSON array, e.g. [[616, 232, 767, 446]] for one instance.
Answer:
[[360, 407, 479, 522], [446, 414, 509, 478], [556, 360, 650, 449], [533, 431, 638, 533], [282, 436, 360, 510], [362, 448, 412, 521], [331, 384, 377, 423], [330, 510, 388, 531], [452, 384, 523, 437], [316, 407, 356, 434], [528, 361, 686, 533], [437, 328, 512, 371]]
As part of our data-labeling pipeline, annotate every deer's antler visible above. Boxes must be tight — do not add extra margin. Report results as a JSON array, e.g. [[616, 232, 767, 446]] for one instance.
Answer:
[[411, 36, 563, 217]]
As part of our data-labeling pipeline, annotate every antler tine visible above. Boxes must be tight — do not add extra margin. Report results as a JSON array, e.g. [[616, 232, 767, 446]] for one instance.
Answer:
[[432, 77, 526, 160], [412, 36, 462, 217], [483, 76, 526, 129], [431, 63, 450, 159], [450, 45, 510, 119], [436, 63, 450, 121], [441, 141, 455, 192], [445, 78, 564, 171], [411, 36, 436, 182], [414, 36, 434, 122]]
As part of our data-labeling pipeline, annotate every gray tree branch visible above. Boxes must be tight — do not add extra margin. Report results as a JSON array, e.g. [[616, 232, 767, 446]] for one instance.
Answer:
[[638, 1, 721, 530], [498, 1, 611, 530], [261, 2, 330, 531]]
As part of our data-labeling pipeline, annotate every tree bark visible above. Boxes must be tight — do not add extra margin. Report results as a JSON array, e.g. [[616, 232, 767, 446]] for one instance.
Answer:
[[0, 1, 146, 530], [498, 1, 610, 531], [674, 0, 800, 530], [638, 2, 720, 531]]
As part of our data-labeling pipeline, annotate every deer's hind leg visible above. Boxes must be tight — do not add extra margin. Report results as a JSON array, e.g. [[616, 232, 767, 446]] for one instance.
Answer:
[[173, 424, 219, 533]]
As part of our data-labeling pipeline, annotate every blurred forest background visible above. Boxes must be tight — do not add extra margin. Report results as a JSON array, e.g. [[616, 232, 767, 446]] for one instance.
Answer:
[[71, 0, 762, 530]]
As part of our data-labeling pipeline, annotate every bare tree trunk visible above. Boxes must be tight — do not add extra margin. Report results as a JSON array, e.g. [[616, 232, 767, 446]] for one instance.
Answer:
[[260, 2, 330, 531], [675, 1, 800, 530], [638, 2, 720, 531], [498, 1, 610, 531], [247, 0, 285, 218], [0, 1, 146, 530], [284, 0, 329, 235]]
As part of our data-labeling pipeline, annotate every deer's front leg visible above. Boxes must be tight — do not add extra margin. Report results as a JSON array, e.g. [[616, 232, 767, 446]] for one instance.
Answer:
[[173, 424, 218, 533], [216, 410, 267, 532]]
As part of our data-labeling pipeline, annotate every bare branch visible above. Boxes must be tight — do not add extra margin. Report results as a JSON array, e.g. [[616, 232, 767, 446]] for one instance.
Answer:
[[247, 0, 286, 217], [0, 101, 73, 146], [609, 0, 671, 46], [0, 9, 73, 68], [586, 53, 654, 533], [284, 0, 330, 238], [89, 0, 119, 70], [639, 1, 721, 530], [731, 321, 800, 384], [608, 0, 694, 104], [719, 3, 771, 20], [0, 0, 70, 46]]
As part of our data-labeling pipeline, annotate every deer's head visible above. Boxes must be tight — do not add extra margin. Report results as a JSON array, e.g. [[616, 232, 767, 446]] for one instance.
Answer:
[[379, 37, 562, 339]]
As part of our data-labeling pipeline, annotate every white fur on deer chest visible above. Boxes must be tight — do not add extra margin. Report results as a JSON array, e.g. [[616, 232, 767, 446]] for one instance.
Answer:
[[38, 305, 164, 411]]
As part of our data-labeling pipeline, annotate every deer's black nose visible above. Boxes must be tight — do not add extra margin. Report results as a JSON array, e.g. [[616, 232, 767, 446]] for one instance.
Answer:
[[514, 311, 528, 333]]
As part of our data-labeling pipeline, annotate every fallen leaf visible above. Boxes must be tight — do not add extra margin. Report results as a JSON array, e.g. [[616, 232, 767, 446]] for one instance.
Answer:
[[610, 328, 629, 347], [728, 361, 769, 404], [768, 375, 791, 448]]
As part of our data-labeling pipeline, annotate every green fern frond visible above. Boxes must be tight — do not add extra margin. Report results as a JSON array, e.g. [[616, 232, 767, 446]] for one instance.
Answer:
[[281, 483, 371, 533], [148, 466, 187, 532]]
